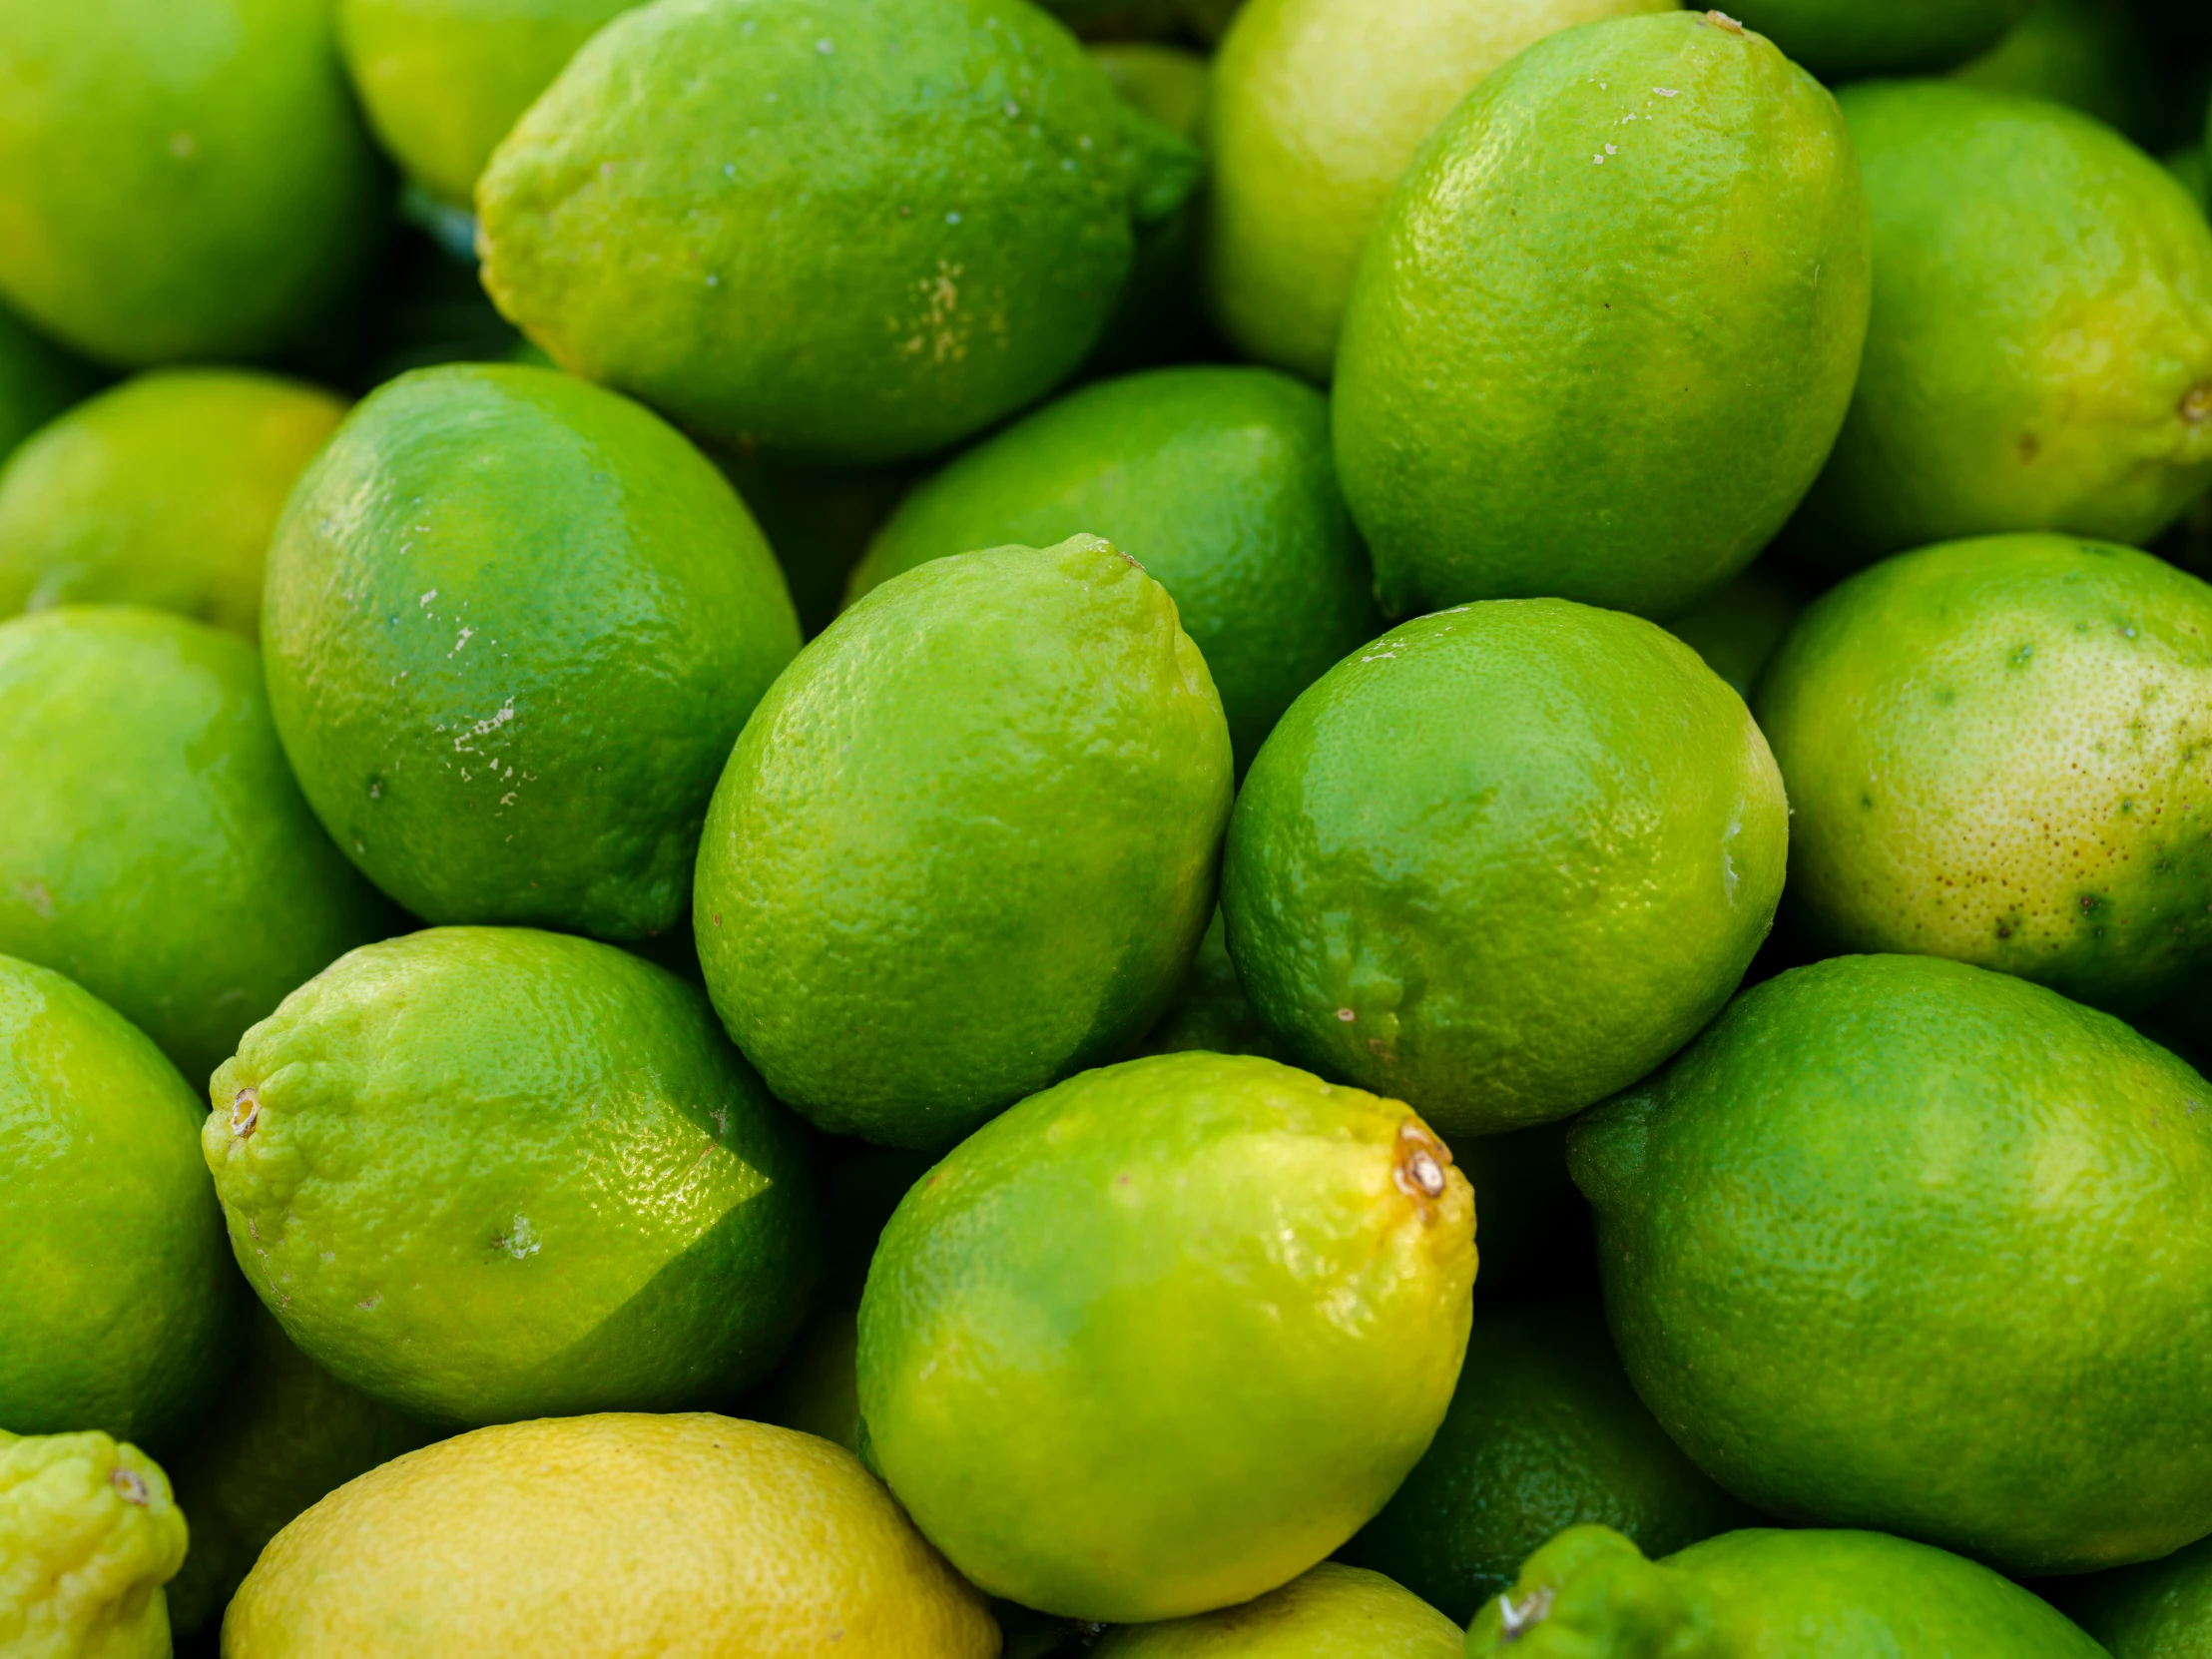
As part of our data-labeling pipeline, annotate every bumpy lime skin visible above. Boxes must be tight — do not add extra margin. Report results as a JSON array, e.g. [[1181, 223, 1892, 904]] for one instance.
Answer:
[[1758, 535, 2212, 1012], [1332, 11, 1870, 621], [477, 0, 1197, 464], [857, 1052, 1476, 1623], [1571, 953, 2212, 1575], [204, 927, 822, 1428], [1223, 600, 1787, 1138], [1790, 83, 2212, 571], [696, 536, 1232, 1151], [264, 363, 800, 943], [0, 0, 390, 365], [848, 365, 1379, 769], [0, 956, 241, 1452], [2069, 1531, 2212, 1656], [1728, 0, 2031, 77], [0, 1427, 189, 1659], [1091, 1563, 1461, 1659], [0, 302, 94, 464], [0, 607, 397, 1085]]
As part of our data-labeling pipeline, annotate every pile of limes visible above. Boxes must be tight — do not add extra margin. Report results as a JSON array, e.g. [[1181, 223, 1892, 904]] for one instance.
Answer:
[[7, 0, 2212, 1655]]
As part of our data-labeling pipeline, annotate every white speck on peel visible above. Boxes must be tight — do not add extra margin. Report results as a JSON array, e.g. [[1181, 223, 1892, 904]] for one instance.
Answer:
[[504, 1215, 541, 1259], [1592, 153, 1606, 165], [1003, 101, 1019, 117], [1336, 1007, 1357, 1022], [945, 211, 961, 225], [1605, 143, 1618, 155], [452, 626, 474, 652], [1654, 86, 1679, 96], [816, 36, 832, 52], [419, 589, 436, 607]]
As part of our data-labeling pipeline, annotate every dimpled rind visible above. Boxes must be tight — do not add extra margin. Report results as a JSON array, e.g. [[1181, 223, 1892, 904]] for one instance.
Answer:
[[1088, 1563, 1463, 1659], [1757, 535, 2212, 1012], [0, 1429, 188, 1659], [1223, 599, 1788, 1138], [203, 926, 822, 1427], [1570, 953, 2212, 1574], [1332, 11, 1870, 620], [857, 1051, 1476, 1623], [696, 535, 1233, 1151]]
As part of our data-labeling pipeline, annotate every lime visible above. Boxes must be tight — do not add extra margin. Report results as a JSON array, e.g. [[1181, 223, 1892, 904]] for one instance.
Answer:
[[1342, 1303, 1751, 1623], [1757, 534, 2212, 1011], [1662, 564, 1803, 702], [1084, 43, 1212, 373], [1138, 908, 1282, 1062], [0, 606, 397, 1085], [1223, 599, 1787, 1138], [0, 1428, 187, 1659], [263, 362, 800, 942], [0, 301, 95, 463], [1332, 11, 1870, 620], [1788, 82, 2212, 571], [223, 1414, 997, 1659], [1953, 0, 2170, 147], [1571, 952, 2212, 1573], [0, 0, 389, 365], [2173, 145, 2212, 217], [857, 1051, 1474, 1622], [2068, 1532, 2212, 1656], [1092, 1563, 1461, 1659], [1726, 0, 2031, 76], [475, 0, 1200, 463], [0, 368, 345, 637], [753, 1306, 862, 1456], [846, 366, 1378, 768], [696, 535, 1232, 1151], [719, 454, 921, 639], [204, 926, 822, 1427], [1202, 0, 1673, 382]]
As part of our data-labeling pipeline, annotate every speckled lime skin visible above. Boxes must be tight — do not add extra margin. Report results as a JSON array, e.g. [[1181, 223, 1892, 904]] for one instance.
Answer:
[[0, 955, 240, 1452], [1465, 1525, 2103, 1657], [1092, 1564, 1461, 1659], [477, 0, 1197, 463], [1571, 953, 2212, 1575], [0, 369, 346, 637], [0, 303, 93, 464], [1789, 83, 2212, 572], [1728, 0, 2031, 77], [2069, 1532, 2212, 1656], [1757, 535, 2212, 1012], [696, 536, 1232, 1151], [204, 927, 822, 1428], [857, 1052, 1475, 1622], [0, 1427, 189, 1659], [0, 608, 397, 1085], [264, 363, 800, 943], [1332, 12, 1869, 621], [847, 366, 1378, 768], [0, 0, 389, 365], [1223, 600, 1787, 1138]]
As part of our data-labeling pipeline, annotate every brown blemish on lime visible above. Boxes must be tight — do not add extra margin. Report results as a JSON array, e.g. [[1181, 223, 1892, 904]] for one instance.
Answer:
[[2183, 382, 2212, 424], [1393, 1117, 1453, 1214], [230, 1085, 261, 1139], [1702, 9, 1745, 33]]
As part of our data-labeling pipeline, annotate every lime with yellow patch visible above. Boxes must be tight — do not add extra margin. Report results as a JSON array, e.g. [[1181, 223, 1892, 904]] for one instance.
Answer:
[[0, 1428, 187, 1659]]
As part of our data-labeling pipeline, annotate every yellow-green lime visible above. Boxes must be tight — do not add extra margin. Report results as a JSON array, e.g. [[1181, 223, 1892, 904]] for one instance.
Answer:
[[0, 954, 240, 1451], [204, 926, 821, 1428], [846, 366, 1378, 768], [696, 535, 1232, 1151], [476, 0, 1200, 463], [1662, 564, 1803, 702], [1092, 1564, 1461, 1659], [0, 606, 397, 1084], [1333, 11, 1870, 620], [0, 302, 94, 463], [0, 0, 389, 364], [223, 1413, 998, 1659], [1788, 82, 2212, 571], [0, 1428, 187, 1659], [1202, 0, 1674, 382], [1757, 534, 2212, 1011], [2068, 1533, 2212, 1656], [1571, 953, 2212, 1573], [264, 362, 800, 942], [1725, 0, 2031, 76], [1953, 0, 2169, 147], [1223, 600, 1787, 1137], [857, 1051, 1475, 1622], [0, 368, 345, 637]]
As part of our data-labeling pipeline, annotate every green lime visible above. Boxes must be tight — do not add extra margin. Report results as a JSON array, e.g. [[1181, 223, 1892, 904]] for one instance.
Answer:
[[718, 454, 921, 639], [1341, 1303, 1752, 1623], [1138, 908, 1282, 1062], [204, 926, 821, 1428], [752, 1305, 862, 1456], [1788, 82, 2212, 571], [475, 0, 1200, 463], [1202, 0, 1672, 382], [1092, 1563, 1461, 1659], [1757, 534, 2212, 1011], [1333, 11, 1869, 621], [0, 368, 345, 637], [161, 1305, 433, 1636], [1662, 563, 1804, 702], [696, 535, 1232, 1151], [264, 362, 800, 943], [1725, 0, 2031, 76], [0, 607, 397, 1084], [0, 1427, 188, 1657], [0, 954, 239, 1451], [338, 0, 644, 208], [858, 1051, 1475, 1622], [0, 0, 389, 365], [1223, 599, 1787, 1138], [1571, 952, 2212, 1573], [2068, 1533, 2212, 1656], [846, 366, 1378, 768], [1465, 1524, 2102, 1655], [1953, 0, 2170, 147], [1084, 43, 1212, 373], [0, 300, 95, 463]]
